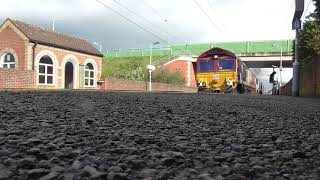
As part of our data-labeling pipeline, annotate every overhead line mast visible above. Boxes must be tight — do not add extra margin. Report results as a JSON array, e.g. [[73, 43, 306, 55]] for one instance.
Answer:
[[95, 0, 169, 45]]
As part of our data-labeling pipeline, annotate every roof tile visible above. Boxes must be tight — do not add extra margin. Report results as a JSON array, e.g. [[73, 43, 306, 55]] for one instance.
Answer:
[[8, 18, 103, 57]]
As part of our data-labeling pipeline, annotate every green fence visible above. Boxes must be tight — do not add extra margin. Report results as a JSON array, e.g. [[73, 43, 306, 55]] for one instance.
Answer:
[[105, 40, 293, 58]]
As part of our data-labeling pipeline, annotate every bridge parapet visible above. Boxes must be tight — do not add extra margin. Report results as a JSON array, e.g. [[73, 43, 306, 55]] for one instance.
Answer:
[[105, 40, 294, 58], [237, 52, 292, 57]]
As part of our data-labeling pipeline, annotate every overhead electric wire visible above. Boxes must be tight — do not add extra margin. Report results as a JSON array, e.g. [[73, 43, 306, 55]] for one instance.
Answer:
[[112, 0, 185, 43], [206, 0, 229, 33], [95, 0, 169, 45], [141, 0, 167, 22], [302, 0, 312, 20], [192, 0, 225, 36], [139, 0, 190, 44]]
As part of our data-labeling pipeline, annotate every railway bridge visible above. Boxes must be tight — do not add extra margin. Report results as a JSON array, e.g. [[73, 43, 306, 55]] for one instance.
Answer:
[[153, 39, 293, 69], [106, 39, 293, 69], [106, 40, 294, 87], [157, 41, 293, 90]]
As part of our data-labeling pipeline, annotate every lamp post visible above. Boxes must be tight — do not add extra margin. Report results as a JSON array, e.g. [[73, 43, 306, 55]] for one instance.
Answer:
[[272, 44, 283, 87], [93, 42, 102, 52], [148, 41, 160, 91]]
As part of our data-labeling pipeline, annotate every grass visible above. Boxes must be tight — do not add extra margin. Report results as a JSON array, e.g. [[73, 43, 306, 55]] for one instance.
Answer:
[[101, 56, 166, 80], [101, 56, 186, 85]]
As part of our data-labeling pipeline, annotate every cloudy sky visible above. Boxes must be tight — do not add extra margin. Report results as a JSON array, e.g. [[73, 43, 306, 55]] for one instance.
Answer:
[[0, 0, 315, 91], [0, 0, 315, 50]]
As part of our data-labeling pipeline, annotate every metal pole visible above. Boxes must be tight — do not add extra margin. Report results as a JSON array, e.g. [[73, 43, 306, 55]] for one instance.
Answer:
[[279, 47, 283, 87], [272, 67, 275, 95], [52, 18, 55, 31], [149, 45, 152, 92], [292, 29, 300, 97]]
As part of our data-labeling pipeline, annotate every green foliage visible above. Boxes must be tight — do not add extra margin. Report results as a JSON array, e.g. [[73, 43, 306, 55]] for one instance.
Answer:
[[102, 56, 186, 85], [298, 0, 320, 64], [312, 0, 320, 20], [101, 56, 164, 81], [299, 20, 320, 62], [152, 70, 186, 85]]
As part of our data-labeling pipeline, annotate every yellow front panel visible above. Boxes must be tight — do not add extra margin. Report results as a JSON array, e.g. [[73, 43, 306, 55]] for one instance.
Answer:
[[196, 71, 238, 92], [196, 73, 213, 88]]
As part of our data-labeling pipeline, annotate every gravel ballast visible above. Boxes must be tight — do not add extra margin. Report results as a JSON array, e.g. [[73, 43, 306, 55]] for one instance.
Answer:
[[0, 91, 320, 180]]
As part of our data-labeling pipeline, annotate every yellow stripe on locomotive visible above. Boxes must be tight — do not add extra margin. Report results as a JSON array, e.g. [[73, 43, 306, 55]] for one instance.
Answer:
[[197, 71, 238, 93]]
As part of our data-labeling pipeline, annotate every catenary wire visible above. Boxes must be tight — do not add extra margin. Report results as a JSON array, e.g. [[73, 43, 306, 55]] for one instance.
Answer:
[[95, 0, 170, 45], [112, 0, 185, 44], [192, 0, 226, 37]]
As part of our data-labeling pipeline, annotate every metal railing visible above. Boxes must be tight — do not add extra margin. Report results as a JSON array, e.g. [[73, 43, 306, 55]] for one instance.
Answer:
[[152, 51, 191, 67]]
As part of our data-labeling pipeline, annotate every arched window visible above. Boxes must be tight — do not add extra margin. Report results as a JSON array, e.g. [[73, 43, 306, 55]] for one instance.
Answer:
[[39, 55, 54, 85], [84, 63, 94, 87], [1, 53, 15, 69]]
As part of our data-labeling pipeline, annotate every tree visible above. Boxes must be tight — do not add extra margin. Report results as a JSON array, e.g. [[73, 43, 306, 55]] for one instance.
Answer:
[[298, 0, 320, 64]]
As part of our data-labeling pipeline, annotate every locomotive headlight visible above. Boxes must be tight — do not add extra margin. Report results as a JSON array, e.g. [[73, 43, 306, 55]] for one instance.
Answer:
[[226, 81, 233, 86]]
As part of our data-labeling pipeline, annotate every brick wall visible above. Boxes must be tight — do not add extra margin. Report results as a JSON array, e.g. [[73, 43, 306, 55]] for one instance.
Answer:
[[100, 79, 197, 93], [300, 57, 320, 97], [280, 79, 292, 96], [281, 57, 320, 97], [101, 79, 147, 91], [0, 69, 35, 89], [192, 62, 197, 87], [0, 21, 102, 90], [0, 23, 26, 70], [156, 59, 197, 87]]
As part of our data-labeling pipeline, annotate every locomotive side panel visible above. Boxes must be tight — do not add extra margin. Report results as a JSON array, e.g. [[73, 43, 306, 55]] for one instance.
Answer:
[[239, 61, 258, 92]]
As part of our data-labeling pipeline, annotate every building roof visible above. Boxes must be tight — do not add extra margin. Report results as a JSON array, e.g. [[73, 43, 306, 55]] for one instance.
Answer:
[[7, 18, 103, 57]]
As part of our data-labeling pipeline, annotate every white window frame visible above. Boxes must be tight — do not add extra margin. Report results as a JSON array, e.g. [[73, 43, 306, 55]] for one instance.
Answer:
[[84, 63, 95, 87], [38, 59, 54, 86], [1, 53, 15, 69]]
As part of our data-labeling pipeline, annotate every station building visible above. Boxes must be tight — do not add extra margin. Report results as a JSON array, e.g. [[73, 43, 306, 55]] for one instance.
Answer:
[[0, 18, 103, 90]]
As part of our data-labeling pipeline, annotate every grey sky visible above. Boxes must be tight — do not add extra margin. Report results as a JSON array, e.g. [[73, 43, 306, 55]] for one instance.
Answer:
[[0, 0, 315, 51]]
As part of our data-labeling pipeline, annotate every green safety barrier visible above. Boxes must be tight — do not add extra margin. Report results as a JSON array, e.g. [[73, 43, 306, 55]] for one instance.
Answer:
[[105, 40, 293, 58]]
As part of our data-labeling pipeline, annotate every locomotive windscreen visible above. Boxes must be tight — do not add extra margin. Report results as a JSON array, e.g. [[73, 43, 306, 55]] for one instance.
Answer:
[[216, 59, 235, 71], [198, 59, 214, 72]]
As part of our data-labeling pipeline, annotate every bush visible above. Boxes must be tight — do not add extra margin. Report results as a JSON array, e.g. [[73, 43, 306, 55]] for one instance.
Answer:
[[101, 56, 165, 81], [152, 70, 186, 85]]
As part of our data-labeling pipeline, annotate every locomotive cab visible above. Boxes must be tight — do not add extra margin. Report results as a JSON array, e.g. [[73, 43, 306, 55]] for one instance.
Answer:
[[196, 49, 238, 93]]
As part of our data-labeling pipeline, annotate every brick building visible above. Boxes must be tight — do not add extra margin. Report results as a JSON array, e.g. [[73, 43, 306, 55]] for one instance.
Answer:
[[0, 18, 103, 90]]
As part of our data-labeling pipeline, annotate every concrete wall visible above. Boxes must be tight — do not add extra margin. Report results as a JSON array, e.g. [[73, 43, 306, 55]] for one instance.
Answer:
[[0, 69, 35, 89], [101, 79, 197, 93], [300, 57, 320, 97]]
